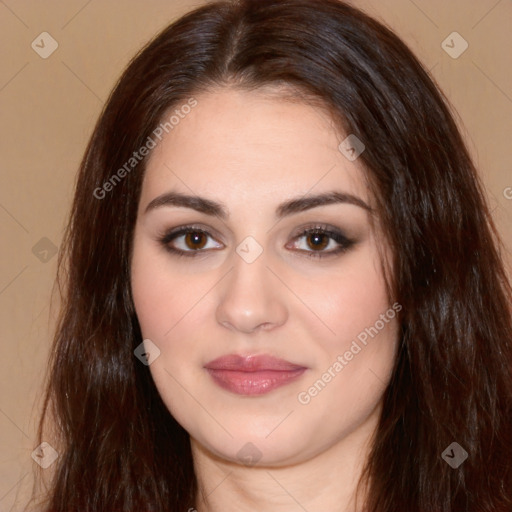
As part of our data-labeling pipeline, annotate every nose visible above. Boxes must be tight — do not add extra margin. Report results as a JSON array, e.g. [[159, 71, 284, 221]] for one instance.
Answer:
[[215, 254, 288, 334]]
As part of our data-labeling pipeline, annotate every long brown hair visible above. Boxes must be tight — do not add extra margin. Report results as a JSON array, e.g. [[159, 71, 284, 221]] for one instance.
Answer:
[[33, 0, 512, 510]]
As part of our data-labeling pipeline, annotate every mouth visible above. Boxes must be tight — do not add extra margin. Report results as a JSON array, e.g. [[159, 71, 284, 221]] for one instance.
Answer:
[[204, 354, 307, 396]]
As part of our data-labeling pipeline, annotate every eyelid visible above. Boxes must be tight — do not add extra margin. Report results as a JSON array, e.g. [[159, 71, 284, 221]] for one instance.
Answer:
[[289, 222, 345, 239], [160, 223, 223, 244]]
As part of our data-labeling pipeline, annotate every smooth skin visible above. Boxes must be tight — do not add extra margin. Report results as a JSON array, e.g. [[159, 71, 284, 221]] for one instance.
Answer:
[[131, 87, 400, 512]]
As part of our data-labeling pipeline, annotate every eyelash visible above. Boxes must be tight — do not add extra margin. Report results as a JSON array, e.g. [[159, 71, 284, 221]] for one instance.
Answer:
[[158, 224, 355, 259]]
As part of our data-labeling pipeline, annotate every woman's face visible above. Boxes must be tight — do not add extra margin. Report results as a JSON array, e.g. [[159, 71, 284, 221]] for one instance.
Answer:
[[131, 88, 400, 467]]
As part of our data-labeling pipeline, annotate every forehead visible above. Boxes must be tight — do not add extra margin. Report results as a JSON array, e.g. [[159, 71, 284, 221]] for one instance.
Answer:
[[140, 88, 370, 210]]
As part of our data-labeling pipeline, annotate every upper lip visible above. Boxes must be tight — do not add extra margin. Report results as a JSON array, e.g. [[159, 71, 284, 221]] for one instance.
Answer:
[[204, 354, 306, 372]]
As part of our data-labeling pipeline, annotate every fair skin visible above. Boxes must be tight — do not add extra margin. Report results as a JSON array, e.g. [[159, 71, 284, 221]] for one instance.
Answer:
[[131, 87, 399, 512]]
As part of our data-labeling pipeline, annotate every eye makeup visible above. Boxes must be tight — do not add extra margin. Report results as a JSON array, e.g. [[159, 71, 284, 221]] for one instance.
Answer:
[[157, 222, 356, 259]]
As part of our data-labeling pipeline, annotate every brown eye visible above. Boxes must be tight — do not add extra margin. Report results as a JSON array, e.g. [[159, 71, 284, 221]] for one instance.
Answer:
[[306, 232, 329, 251], [184, 231, 207, 250], [160, 226, 223, 257], [286, 225, 355, 258]]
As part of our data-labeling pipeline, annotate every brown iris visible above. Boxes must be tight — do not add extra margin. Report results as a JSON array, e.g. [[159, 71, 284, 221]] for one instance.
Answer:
[[306, 232, 329, 251], [184, 231, 207, 250]]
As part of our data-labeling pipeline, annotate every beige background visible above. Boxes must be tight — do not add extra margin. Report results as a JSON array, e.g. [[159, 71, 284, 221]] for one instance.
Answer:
[[0, 0, 510, 509]]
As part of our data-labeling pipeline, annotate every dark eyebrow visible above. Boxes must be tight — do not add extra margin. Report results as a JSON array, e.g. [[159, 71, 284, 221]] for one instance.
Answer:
[[144, 192, 228, 218], [144, 190, 371, 219], [276, 191, 371, 217]]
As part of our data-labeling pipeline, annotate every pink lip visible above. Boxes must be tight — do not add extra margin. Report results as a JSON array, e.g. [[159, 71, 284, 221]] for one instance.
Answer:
[[204, 354, 307, 395]]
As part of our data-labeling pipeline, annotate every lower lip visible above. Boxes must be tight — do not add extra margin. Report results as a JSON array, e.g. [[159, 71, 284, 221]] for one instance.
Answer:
[[205, 368, 307, 395]]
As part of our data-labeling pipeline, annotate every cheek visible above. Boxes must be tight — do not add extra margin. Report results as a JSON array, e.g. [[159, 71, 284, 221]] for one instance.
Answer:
[[131, 245, 211, 340], [130, 246, 210, 420], [289, 245, 399, 416], [294, 263, 398, 429], [292, 248, 392, 355]]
